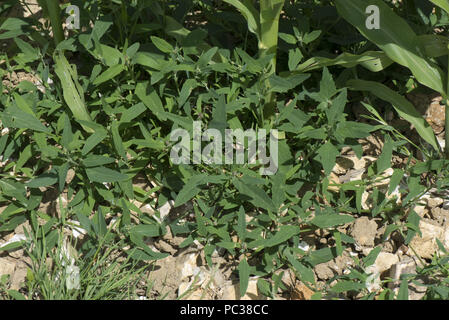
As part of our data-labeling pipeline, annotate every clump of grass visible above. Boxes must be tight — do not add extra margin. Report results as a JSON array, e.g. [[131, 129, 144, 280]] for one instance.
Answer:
[[21, 224, 153, 300]]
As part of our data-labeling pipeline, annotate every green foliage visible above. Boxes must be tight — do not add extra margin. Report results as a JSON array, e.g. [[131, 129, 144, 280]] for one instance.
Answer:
[[1, 0, 449, 301]]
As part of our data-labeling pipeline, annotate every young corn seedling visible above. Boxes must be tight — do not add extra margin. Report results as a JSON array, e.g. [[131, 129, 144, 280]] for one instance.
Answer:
[[335, 0, 449, 159], [223, 0, 285, 123]]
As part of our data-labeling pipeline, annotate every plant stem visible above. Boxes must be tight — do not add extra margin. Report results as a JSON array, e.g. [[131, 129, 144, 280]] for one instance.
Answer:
[[446, 46, 449, 159], [259, 0, 285, 122], [445, 101, 449, 159], [39, 0, 64, 46]]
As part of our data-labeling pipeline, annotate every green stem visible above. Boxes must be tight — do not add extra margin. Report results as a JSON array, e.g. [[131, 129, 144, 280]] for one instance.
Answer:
[[445, 101, 449, 159], [39, 0, 64, 46], [446, 48, 449, 159], [259, 0, 285, 122]]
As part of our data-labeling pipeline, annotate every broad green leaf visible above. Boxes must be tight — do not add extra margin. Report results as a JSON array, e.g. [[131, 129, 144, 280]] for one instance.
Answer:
[[257, 279, 272, 298], [316, 142, 339, 176], [150, 36, 174, 53], [14, 37, 39, 61], [178, 79, 197, 107], [348, 79, 439, 151], [61, 113, 73, 150], [111, 121, 126, 159], [363, 246, 382, 267], [82, 155, 115, 167], [27, 173, 58, 188], [0, 239, 25, 252], [129, 224, 163, 238], [223, 0, 260, 38], [3, 107, 50, 133], [309, 67, 337, 102], [418, 35, 449, 58], [326, 89, 347, 125], [93, 208, 107, 238], [238, 258, 250, 297], [86, 166, 128, 183], [285, 250, 315, 284], [57, 162, 70, 193], [97, 44, 123, 67], [388, 169, 404, 195], [135, 82, 166, 121], [397, 279, 409, 300], [291, 51, 393, 73], [264, 225, 300, 248], [233, 178, 276, 212], [134, 52, 162, 70], [174, 174, 207, 207], [237, 206, 246, 242], [81, 129, 108, 155], [120, 103, 146, 123], [377, 135, 393, 174], [268, 74, 310, 93], [54, 53, 93, 133], [13, 93, 34, 115], [310, 214, 354, 229], [0, 215, 27, 232], [335, 0, 446, 94], [92, 64, 125, 86], [209, 95, 227, 137], [7, 290, 26, 300], [331, 281, 366, 293], [306, 247, 339, 266]]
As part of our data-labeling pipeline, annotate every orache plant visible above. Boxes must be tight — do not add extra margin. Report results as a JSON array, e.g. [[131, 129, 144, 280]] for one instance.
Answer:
[[36, 0, 93, 133], [335, 0, 449, 158], [223, 0, 285, 122]]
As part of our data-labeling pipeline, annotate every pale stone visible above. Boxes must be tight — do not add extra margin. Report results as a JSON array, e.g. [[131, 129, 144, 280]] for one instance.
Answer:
[[374, 252, 399, 273], [9, 263, 27, 290], [0, 257, 16, 277], [350, 217, 378, 247], [222, 279, 266, 300], [427, 197, 444, 208], [158, 200, 174, 221], [413, 204, 428, 218], [314, 263, 334, 280], [180, 253, 198, 281], [389, 257, 427, 300], [409, 219, 449, 259]]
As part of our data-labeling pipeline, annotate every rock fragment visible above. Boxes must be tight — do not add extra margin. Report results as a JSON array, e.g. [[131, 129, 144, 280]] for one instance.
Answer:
[[350, 217, 378, 247]]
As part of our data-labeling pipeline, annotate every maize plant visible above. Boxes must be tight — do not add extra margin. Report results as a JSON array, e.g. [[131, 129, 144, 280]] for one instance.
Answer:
[[335, 0, 449, 159], [223, 0, 285, 122], [37, 0, 64, 45]]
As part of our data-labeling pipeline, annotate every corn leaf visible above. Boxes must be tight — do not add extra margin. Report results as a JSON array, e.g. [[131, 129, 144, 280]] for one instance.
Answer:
[[335, 0, 446, 95], [429, 0, 449, 14], [348, 79, 439, 152]]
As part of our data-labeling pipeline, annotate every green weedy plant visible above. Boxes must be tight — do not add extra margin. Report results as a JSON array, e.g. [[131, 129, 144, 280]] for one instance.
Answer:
[[335, 0, 449, 158], [36, 0, 94, 132], [223, 0, 285, 122]]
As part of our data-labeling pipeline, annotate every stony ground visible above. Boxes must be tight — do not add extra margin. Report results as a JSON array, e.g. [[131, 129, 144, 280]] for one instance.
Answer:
[[1, 87, 448, 300]]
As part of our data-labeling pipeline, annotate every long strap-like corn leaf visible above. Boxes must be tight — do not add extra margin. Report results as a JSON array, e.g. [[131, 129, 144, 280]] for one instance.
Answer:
[[335, 0, 446, 95]]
